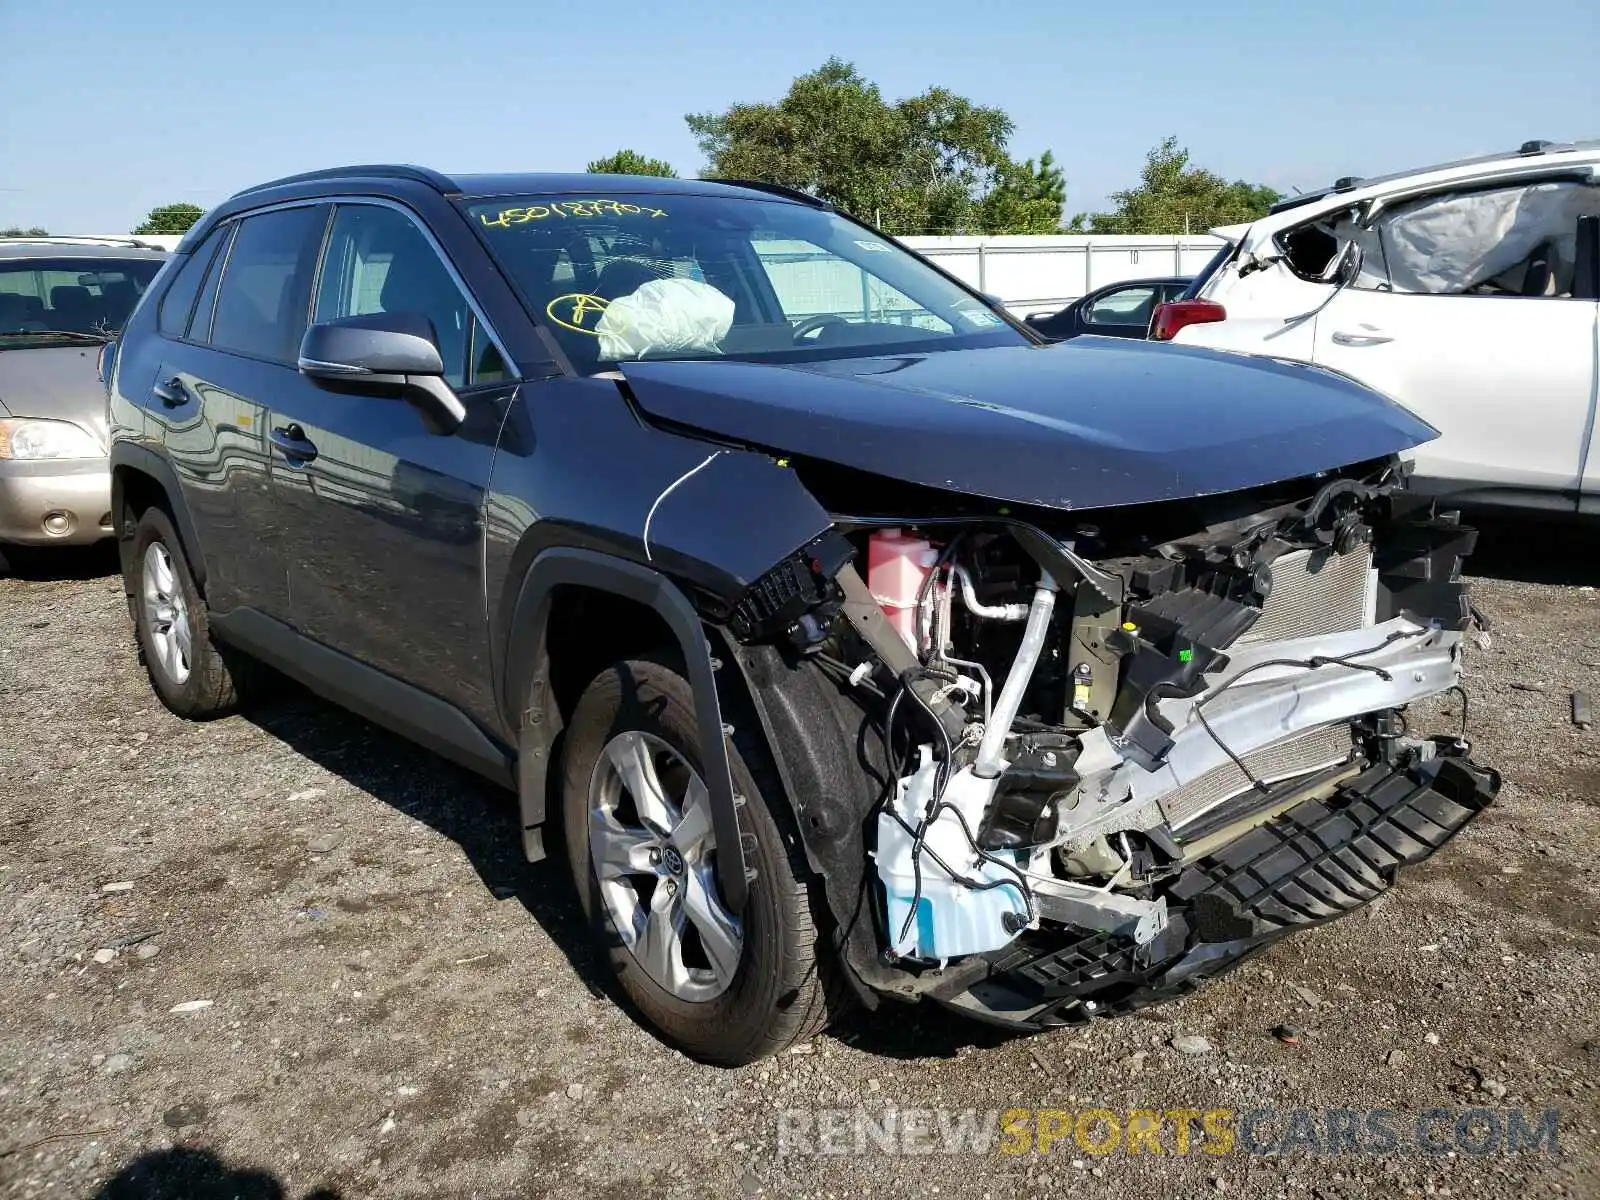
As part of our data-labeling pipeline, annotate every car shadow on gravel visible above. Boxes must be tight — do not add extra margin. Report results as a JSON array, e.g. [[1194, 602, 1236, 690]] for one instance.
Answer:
[[1466, 514, 1600, 586], [242, 684, 620, 1003], [245, 682, 1033, 1062], [0, 541, 119, 581], [91, 1145, 340, 1199], [829, 1001, 1022, 1060]]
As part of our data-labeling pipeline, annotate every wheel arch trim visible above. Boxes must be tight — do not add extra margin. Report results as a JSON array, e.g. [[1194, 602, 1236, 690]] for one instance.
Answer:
[[109, 443, 208, 589], [503, 546, 749, 912]]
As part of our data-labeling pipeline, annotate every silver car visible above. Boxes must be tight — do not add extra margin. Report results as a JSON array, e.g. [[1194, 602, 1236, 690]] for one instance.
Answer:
[[0, 238, 169, 548]]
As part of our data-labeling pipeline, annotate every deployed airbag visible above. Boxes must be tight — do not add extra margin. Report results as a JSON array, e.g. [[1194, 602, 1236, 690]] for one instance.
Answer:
[[1373, 181, 1600, 295], [596, 277, 735, 361]]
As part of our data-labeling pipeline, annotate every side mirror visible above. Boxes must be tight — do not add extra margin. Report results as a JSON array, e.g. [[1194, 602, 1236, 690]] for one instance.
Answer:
[[298, 312, 466, 434], [1331, 241, 1365, 288]]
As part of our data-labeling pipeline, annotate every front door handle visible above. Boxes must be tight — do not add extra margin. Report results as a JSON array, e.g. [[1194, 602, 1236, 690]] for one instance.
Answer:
[[152, 376, 190, 407], [1330, 329, 1395, 347], [270, 423, 318, 464]]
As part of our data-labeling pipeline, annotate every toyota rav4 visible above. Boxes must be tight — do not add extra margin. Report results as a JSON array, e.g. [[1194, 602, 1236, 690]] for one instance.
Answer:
[[108, 166, 1500, 1065]]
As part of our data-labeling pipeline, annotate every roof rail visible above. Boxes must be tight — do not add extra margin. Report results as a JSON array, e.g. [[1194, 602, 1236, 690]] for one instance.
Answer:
[[0, 235, 170, 249], [1267, 188, 1337, 214], [232, 164, 459, 198], [705, 178, 830, 208], [1266, 141, 1600, 217]]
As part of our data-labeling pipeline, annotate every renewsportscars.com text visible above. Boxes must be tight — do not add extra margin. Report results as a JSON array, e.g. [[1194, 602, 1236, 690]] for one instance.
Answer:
[[775, 1106, 1561, 1158]]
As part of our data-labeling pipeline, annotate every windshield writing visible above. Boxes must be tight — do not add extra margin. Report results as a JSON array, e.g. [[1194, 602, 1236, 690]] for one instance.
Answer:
[[464, 192, 1018, 371]]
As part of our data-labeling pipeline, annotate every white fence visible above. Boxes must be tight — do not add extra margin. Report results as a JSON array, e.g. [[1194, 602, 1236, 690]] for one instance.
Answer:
[[901, 234, 1225, 317]]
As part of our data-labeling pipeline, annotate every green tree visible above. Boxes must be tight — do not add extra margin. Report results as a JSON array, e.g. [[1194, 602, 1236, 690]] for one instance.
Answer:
[[1071, 137, 1280, 235], [1, 226, 49, 237], [978, 150, 1065, 235], [686, 58, 1061, 235], [586, 149, 677, 177], [132, 203, 204, 235]]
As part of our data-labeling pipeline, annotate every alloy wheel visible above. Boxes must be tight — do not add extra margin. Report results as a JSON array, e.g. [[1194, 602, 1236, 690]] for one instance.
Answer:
[[587, 730, 743, 1001], [141, 541, 193, 685]]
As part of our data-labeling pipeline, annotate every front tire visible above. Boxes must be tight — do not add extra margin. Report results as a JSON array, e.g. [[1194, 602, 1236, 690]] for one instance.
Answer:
[[126, 506, 246, 719], [561, 656, 839, 1065]]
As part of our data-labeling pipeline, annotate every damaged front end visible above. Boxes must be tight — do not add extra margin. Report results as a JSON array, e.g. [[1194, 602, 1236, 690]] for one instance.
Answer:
[[720, 455, 1499, 1027]]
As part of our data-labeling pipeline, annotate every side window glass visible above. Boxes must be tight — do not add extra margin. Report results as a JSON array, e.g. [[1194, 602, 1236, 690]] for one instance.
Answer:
[[187, 223, 233, 343], [315, 205, 471, 387], [158, 227, 224, 337], [1084, 285, 1157, 327], [209, 207, 326, 360], [1279, 222, 1343, 280], [1365, 181, 1598, 297], [1282, 182, 1600, 297], [469, 317, 511, 385]]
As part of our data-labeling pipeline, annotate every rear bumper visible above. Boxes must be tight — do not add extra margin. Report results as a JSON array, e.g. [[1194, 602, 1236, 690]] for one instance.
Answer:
[[933, 752, 1500, 1028], [0, 458, 113, 546]]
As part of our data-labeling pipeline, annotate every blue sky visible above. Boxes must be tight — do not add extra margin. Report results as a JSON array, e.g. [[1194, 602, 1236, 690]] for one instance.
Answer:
[[2, 0, 1595, 233]]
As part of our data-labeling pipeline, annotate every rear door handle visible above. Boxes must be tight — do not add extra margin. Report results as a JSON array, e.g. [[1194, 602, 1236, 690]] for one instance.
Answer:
[[1330, 329, 1394, 347], [151, 376, 190, 407], [270, 423, 318, 464]]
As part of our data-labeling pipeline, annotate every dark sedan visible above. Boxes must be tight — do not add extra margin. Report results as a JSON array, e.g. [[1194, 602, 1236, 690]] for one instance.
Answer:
[[1024, 275, 1191, 341]]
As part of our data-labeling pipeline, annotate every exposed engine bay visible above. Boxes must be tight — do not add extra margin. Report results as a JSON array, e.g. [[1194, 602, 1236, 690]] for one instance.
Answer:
[[723, 454, 1499, 1023]]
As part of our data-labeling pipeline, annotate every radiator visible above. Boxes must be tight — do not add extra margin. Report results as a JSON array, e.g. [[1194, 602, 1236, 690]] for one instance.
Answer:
[[1158, 723, 1354, 829], [1238, 544, 1376, 646]]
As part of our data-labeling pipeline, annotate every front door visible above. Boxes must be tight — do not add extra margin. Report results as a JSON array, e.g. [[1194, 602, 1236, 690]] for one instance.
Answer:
[[1313, 285, 1598, 505], [266, 201, 517, 728]]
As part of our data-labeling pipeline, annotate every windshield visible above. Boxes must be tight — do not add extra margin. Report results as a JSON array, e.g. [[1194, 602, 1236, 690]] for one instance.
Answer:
[[463, 192, 1022, 371], [0, 256, 165, 346]]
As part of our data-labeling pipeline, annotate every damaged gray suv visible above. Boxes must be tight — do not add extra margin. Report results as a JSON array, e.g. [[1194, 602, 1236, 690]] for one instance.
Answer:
[[107, 165, 1500, 1064]]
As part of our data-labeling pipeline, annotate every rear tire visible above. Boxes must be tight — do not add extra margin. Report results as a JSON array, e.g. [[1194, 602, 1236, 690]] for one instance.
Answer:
[[126, 506, 248, 719], [561, 655, 840, 1065]]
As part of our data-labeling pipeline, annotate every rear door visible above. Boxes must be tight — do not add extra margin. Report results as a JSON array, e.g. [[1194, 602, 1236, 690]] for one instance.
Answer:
[[266, 200, 517, 727], [145, 204, 328, 615]]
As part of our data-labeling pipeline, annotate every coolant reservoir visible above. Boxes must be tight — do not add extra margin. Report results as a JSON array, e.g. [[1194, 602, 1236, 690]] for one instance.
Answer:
[[868, 528, 935, 650]]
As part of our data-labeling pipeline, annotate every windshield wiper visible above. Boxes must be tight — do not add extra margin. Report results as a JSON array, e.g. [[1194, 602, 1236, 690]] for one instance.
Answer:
[[0, 329, 114, 343]]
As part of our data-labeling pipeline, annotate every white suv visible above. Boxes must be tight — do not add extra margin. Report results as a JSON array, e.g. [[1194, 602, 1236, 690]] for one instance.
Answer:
[[1154, 140, 1600, 515]]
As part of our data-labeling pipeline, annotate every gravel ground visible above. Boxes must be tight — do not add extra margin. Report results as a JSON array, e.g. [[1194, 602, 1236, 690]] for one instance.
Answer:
[[1, 524, 1596, 1200]]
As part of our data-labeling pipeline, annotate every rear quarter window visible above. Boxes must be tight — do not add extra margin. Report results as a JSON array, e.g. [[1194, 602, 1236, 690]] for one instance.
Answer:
[[158, 227, 227, 337]]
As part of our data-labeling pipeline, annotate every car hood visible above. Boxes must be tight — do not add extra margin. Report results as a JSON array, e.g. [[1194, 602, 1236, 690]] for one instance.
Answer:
[[617, 339, 1438, 511], [0, 344, 109, 442]]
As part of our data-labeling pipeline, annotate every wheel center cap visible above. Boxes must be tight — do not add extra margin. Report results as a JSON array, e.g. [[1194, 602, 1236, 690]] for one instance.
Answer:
[[661, 846, 685, 876]]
